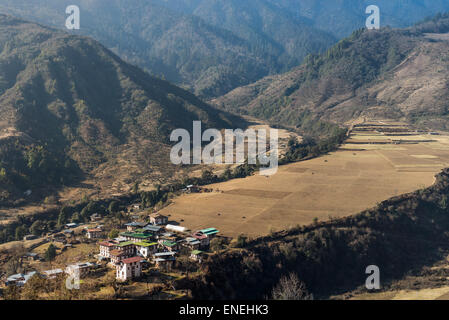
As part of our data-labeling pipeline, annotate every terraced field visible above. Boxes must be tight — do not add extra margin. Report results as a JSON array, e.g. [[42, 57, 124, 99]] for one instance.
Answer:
[[160, 120, 449, 237]]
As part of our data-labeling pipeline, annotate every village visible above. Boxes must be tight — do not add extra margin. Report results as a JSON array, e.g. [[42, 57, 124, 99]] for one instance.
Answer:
[[0, 199, 224, 298]]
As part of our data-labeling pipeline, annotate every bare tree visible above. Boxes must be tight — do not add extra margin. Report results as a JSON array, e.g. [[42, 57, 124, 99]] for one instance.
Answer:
[[271, 273, 313, 300], [3, 244, 26, 276]]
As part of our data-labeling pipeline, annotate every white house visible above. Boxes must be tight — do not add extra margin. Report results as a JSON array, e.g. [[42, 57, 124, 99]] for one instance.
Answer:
[[86, 228, 102, 239], [99, 240, 117, 258], [65, 262, 97, 278], [42, 269, 64, 279], [116, 256, 143, 281], [135, 242, 158, 258], [149, 213, 168, 225]]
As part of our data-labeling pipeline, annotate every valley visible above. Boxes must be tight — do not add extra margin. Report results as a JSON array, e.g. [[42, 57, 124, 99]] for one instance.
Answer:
[[1, 3, 449, 303], [160, 120, 449, 237]]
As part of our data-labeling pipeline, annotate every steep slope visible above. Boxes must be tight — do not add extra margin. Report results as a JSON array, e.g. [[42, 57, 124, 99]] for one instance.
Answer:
[[213, 13, 449, 132], [0, 0, 336, 98], [0, 14, 240, 206], [268, 0, 449, 38], [160, 0, 337, 69]]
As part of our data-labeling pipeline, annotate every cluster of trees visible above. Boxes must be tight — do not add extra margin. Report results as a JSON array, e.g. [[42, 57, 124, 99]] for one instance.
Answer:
[[280, 127, 347, 164], [412, 12, 449, 34], [0, 121, 347, 245], [0, 139, 79, 206], [0, 215, 57, 243], [0, 197, 123, 244]]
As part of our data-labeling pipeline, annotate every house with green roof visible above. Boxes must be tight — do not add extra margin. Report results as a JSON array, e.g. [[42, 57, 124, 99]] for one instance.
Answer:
[[135, 242, 158, 258], [120, 232, 154, 243], [198, 228, 219, 238], [190, 250, 205, 262], [159, 240, 178, 252], [115, 241, 135, 256]]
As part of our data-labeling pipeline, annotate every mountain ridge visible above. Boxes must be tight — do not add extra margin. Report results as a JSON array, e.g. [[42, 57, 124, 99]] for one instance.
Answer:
[[212, 13, 449, 133], [0, 14, 242, 206]]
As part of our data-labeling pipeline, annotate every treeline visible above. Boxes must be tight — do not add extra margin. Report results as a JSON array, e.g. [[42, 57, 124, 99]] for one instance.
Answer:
[[280, 126, 347, 164], [0, 121, 347, 244], [0, 138, 80, 206], [183, 168, 449, 299], [412, 11, 449, 34]]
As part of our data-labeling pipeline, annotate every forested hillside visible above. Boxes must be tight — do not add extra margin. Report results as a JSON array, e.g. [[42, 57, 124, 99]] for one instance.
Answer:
[[0, 0, 335, 98], [213, 13, 449, 132], [0, 15, 240, 206]]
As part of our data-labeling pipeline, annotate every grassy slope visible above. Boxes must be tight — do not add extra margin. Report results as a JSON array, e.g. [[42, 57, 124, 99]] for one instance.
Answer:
[[183, 168, 449, 299]]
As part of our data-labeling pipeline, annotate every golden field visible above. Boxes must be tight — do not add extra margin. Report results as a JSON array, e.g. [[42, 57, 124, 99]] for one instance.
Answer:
[[160, 121, 449, 237]]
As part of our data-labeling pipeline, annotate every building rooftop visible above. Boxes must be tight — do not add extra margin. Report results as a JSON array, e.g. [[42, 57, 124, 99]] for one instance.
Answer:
[[116, 241, 134, 247], [185, 237, 201, 245], [191, 250, 203, 255], [121, 256, 143, 264], [43, 269, 63, 275], [135, 242, 158, 247], [199, 228, 219, 235], [150, 213, 167, 218], [99, 241, 116, 247], [192, 232, 208, 240], [154, 257, 175, 262], [153, 252, 176, 257], [143, 225, 162, 232], [162, 240, 177, 247], [66, 223, 78, 228], [125, 222, 147, 227]]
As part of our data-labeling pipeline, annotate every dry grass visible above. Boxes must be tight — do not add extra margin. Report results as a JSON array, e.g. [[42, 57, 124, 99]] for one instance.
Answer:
[[159, 121, 449, 237]]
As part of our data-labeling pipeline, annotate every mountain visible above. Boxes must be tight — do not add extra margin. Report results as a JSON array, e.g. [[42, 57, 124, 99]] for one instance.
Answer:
[[265, 0, 449, 38], [0, 0, 336, 98], [212, 13, 449, 133], [0, 14, 240, 206]]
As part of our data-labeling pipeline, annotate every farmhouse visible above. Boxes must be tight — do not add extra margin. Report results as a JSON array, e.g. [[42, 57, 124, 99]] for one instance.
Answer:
[[66, 262, 97, 278], [114, 236, 128, 243], [86, 228, 103, 239], [186, 185, 200, 193], [116, 256, 143, 281], [5, 271, 37, 286], [183, 237, 201, 250], [99, 240, 117, 258], [166, 224, 187, 233], [199, 228, 219, 238], [149, 213, 168, 225], [159, 240, 178, 252], [153, 252, 176, 270], [142, 225, 163, 236], [135, 242, 158, 258], [116, 241, 135, 256], [192, 231, 210, 248], [190, 250, 204, 262], [43, 269, 64, 279], [125, 221, 147, 232], [120, 232, 153, 243], [109, 249, 128, 265]]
